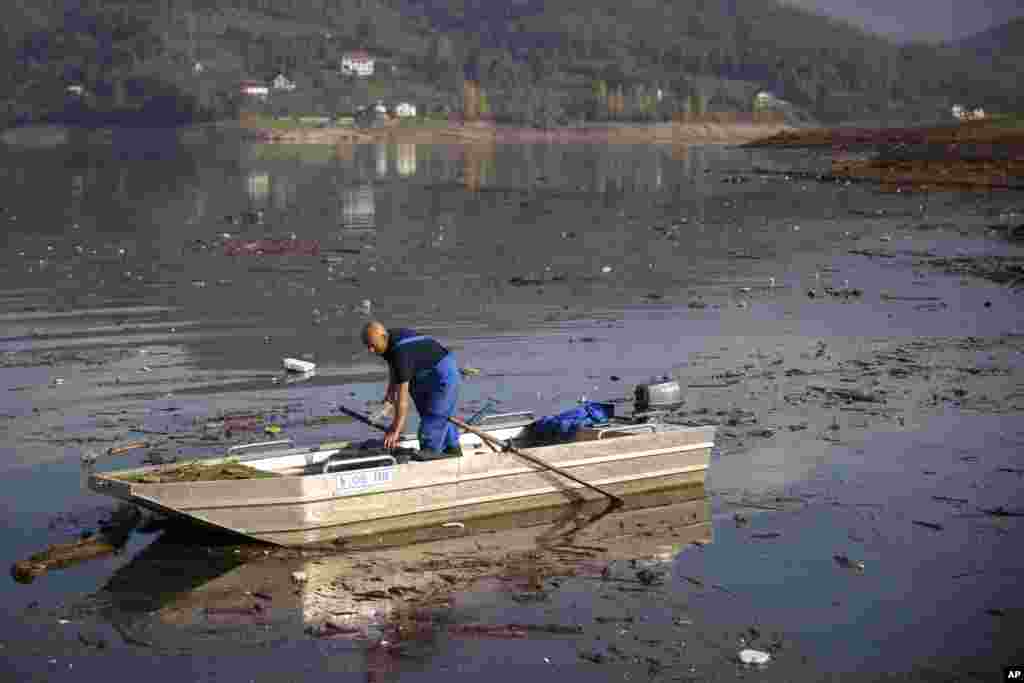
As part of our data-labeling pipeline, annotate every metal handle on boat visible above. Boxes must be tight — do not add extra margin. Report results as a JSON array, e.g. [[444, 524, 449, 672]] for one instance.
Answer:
[[477, 411, 535, 424], [594, 424, 658, 439], [228, 439, 294, 454], [322, 455, 396, 474]]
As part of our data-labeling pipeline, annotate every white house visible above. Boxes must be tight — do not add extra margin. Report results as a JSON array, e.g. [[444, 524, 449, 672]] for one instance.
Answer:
[[272, 73, 296, 92], [373, 100, 388, 115], [66, 84, 85, 96], [240, 81, 269, 98], [193, 61, 205, 74], [754, 91, 776, 108], [342, 50, 374, 77], [952, 104, 988, 121], [395, 102, 417, 118]]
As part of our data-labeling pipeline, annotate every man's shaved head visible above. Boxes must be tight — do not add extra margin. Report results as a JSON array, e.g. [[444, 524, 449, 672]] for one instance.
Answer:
[[361, 321, 388, 354]]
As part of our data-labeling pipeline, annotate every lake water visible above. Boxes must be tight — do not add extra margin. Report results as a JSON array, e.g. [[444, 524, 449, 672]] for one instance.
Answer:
[[0, 129, 1021, 680]]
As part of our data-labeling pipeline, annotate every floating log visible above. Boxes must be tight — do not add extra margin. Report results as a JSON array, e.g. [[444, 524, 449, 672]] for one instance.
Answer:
[[11, 505, 141, 583]]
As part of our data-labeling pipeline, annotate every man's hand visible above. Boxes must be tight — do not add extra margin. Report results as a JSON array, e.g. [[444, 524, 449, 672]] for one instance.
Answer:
[[383, 427, 401, 449]]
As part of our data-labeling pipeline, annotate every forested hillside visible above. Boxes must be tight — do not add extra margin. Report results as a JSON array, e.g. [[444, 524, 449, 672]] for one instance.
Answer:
[[1, 0, 1019, 129]]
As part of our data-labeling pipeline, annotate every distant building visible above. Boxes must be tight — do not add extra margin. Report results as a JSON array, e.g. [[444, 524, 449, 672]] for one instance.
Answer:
[[373, 100, 388, 115], [193, 61, 205, 74], [240, 81, 269, 98], [952, 104, 987, 121], [395, 102, 417, 118], [754, 91, 778, 110], [272, 74, 296, 92], [66, 84, 85, 96], [342, 50, 374, 77]]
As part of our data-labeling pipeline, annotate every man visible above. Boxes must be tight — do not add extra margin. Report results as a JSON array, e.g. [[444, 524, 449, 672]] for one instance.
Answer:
[[361, 321, 463, 459]]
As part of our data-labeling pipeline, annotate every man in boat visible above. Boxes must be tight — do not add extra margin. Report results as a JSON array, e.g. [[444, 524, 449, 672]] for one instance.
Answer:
[[361, 321, 463, 460]]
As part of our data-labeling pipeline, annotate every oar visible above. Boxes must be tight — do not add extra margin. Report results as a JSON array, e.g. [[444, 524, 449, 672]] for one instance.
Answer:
[[448, 415, 623, 507], [337, 405, 390, 432]]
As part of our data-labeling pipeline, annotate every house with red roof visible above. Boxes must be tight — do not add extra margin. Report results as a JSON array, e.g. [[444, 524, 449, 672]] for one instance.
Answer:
[[342, 50, 374, 77]]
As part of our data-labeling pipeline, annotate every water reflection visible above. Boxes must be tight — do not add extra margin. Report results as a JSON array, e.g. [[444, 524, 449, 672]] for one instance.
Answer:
[[89, 486, 710, 647], [341, 183, 375, 229], [0, 136, 838, 379], [396, 143, 416, 178], [246, 171, 270, 205], [462, 143, 495, 191], [376, 144, 388, 178]]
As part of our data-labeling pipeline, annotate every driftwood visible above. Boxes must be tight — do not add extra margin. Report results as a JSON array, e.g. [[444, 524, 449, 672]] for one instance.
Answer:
[[11, 505, 141, 583], [808, 385, 884, 403]]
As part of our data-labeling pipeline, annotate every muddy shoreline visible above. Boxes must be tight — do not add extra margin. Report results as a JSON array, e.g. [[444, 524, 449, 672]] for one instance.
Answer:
[[748, 120, 1024, 191], [247, 120, 795, 146]]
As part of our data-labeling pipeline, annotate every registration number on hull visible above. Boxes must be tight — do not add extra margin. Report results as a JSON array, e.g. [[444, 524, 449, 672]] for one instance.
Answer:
[[335, 467, 394, 495]]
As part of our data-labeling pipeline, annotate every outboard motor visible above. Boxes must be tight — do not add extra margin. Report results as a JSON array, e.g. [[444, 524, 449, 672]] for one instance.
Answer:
[[634, 377, 683, 416]]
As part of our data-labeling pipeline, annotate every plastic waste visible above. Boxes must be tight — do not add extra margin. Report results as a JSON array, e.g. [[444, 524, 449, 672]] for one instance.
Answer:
[[283, 358, 316, 373], [738, 649, 771, 665]]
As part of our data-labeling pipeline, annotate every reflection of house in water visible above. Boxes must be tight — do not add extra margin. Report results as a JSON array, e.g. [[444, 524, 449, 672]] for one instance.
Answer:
[[246, 171, 298, 210], [588, 150, 672, 195], [341, 184, 375, 229], [246, 172, 270, 205], [396, 143, 417, 177], [272, 174, 297, 209]]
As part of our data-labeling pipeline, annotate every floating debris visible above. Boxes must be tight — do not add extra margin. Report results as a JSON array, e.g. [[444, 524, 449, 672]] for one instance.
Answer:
[[107, 441, 149, 456], [980, 506, 1024, 517], [738, 648, 771, 666], [224, 238, 320, 256], [833, 554, 866, 572], [283, 358, 316, 373]]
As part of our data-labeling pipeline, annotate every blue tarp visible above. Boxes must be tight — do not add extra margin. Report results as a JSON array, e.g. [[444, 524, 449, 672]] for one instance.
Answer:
[[529, 401, 615, 444]]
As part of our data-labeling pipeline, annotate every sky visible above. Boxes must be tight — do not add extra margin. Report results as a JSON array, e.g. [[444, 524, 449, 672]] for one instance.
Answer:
[[781, 0, 1022, 43]]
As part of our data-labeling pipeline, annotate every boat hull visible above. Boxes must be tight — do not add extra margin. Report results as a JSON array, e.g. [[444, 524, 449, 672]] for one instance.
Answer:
[[88, 426, 715, 546]]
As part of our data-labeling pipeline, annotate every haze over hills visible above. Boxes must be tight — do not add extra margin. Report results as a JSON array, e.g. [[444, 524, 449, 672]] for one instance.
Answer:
[[780, 0, 1022, 44], [0, 0, 1020, 129], [952, 16, 1024, 56]]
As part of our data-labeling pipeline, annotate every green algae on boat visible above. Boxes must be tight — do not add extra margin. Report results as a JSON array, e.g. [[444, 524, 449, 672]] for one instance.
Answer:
[[114, 460, 280, 484]]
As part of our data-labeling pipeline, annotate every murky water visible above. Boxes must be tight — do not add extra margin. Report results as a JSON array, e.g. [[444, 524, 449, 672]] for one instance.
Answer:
[[1, 129, 1021, 680]]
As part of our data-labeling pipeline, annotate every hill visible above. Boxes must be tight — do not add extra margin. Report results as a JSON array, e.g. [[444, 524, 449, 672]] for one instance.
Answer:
[[1, 0, 1020, 130]]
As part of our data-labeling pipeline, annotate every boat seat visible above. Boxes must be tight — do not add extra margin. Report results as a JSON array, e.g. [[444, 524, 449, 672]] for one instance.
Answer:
[[323, 454, 396, 474]]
